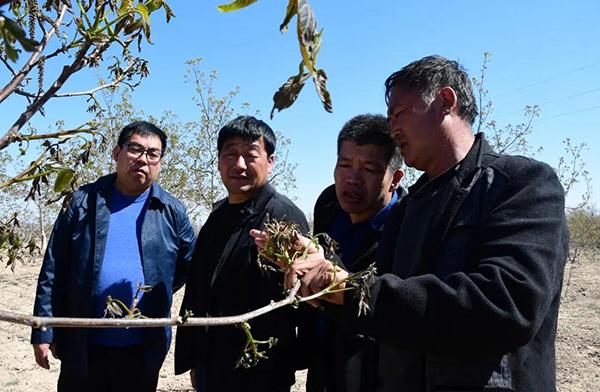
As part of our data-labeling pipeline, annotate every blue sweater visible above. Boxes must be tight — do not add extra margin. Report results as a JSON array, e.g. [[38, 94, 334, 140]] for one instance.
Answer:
[[90, 187, 149, 346]]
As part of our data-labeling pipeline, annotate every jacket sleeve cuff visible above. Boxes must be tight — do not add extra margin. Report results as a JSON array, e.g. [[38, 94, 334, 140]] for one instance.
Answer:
[[31, 328, 53, 344]]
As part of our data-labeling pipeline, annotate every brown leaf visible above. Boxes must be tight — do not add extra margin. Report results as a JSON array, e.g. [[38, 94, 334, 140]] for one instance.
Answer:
[[313, 68, 332, 113], [270, 73, 306, 119]]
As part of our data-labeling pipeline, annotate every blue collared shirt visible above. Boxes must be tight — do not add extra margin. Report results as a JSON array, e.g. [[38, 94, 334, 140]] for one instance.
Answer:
[[330, 192, 398, 268]]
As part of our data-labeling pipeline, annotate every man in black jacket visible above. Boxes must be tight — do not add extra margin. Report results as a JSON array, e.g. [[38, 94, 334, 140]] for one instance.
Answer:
[[307, 114, 404, 392], [174, 116, 309, 392], [284, 56, 568, 391]]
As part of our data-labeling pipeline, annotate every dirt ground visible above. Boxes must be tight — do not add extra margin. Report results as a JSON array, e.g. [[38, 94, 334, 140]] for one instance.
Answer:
[[0, 258, 597, 391]]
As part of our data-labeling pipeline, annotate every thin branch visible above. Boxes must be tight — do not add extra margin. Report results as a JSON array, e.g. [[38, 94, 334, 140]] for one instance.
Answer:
[[1, 56, 18, 77], [0, 40, 96, 151], [13, 61, 137, 99], [0, 4, 68, 104], [0, 147, 50, 189], [0, 280, 302, 330]]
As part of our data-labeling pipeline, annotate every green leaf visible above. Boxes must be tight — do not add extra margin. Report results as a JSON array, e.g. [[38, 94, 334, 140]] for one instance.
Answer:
[[217, 0, 258, 13], [54, 169, 75, 193], [135, 3, 150, 24], [117, 0, 133, 16], [271, 71, 306, 119], [1, 15, 39, 58], [279, 0, 298, 33]]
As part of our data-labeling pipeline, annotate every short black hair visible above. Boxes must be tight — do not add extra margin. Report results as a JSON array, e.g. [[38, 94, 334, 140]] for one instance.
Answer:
[[217, 115, 277, 156], [117, 121, 168, 155], [384, 55, 478, 125], [337, 114, 403, 171]]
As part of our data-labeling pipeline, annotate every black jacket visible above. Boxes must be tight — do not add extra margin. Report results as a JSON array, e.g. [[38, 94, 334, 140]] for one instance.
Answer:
[[306, 185, 404, 392], [174, 183, 309, 391], [343, 133, 569, 391]]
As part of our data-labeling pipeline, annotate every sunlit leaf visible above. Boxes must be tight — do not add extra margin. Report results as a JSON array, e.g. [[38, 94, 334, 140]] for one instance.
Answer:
[[296, 0, 318, 75], [54, 168, 75, 193], [105, 297, 124, 317], [135, 3, 150, 24], [217, 0, 258, 13], [117, 0, 133, 16], [313, 68, 332, 113], [279, 0, 297, 33]]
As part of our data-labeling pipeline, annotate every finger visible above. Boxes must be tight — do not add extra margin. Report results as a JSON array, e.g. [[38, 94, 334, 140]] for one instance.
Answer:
[[49, 342, 60, 359], [302, 262, 334, 293], [284, 267, 300, 290], [293, 234, 321, 255], [33, 345, 50, 370], [35, 353, 49, 370], [291, 250, 326, 267], [249, 229, 267, 249]]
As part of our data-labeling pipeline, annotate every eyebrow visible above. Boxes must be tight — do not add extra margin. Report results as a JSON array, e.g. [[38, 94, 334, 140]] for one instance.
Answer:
[[338, 155, 385, 166], [130, 142, 160, 151]]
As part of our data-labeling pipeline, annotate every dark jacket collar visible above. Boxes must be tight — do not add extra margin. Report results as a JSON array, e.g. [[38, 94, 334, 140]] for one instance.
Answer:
[[313, 183, 407, 236], [212, 182, 277, 217], [408, 132, 490, 195], [208, 183, 277, 288], [411, 132, 491, 275]]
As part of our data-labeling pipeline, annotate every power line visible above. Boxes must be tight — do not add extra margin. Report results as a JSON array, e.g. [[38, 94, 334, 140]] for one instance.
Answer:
[[537, 104, 600, 122], [495, 87, 600, 118], [495, 61, 600, 97]]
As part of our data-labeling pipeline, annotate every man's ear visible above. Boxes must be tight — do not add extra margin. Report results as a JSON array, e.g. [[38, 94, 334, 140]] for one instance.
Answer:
[[438, 86, 457, 116], [389, 169, 404, 192], [112, 145, 121, 162], [267, 154, 275, 175]]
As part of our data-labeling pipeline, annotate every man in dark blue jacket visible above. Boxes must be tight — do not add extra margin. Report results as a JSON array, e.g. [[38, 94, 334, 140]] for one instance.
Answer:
[[31, 121, 196, 391], [307, 114, 404, 392], [284, 56, 568, 392]]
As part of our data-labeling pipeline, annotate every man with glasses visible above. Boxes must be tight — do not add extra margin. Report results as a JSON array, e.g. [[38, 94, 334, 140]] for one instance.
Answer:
[[31, 121, 196, 391], [175, 115, 309, 391]]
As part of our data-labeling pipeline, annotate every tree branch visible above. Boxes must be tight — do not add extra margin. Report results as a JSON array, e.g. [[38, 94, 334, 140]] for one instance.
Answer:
[[0, 40, 96, 151], [0, 281, 302, 330], [13, 61, 137, 99], [0, 4, 68, 104]]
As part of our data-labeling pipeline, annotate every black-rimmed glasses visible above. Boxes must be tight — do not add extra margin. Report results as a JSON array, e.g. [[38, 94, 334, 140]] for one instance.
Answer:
[[123, 142, 163, 164]]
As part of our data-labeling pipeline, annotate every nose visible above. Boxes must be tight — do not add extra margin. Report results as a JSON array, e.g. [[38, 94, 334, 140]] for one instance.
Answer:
[[344, 168, 363, 185], [233, 155, 247, 170], [134, 151, 150, 164]]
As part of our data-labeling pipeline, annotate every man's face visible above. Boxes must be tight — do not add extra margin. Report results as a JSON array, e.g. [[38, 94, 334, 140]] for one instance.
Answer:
[[112, 133, 163, 196], [387, 87, 441, 173], [218, 136, 274, 204], [334, 141, 400, 224]]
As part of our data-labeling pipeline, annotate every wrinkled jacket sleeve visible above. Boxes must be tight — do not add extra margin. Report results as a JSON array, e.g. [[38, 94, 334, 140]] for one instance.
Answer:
[[172, 204, 196, 293], [344, 159, 568, 354], [31, 199, 76, 344]]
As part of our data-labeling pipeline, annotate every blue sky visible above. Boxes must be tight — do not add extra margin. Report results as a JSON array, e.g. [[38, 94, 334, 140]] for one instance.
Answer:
[[2, 0, 599, 216]]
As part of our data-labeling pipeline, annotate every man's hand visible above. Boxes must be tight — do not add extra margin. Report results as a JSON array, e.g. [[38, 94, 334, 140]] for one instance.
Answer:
[[287, 250, 349, 305], [190, 369, 196, 390], [33, 342, 58, 370], [250, 230, 349, 305], [249, 229, 320, 269]]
